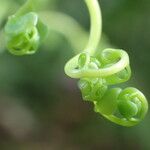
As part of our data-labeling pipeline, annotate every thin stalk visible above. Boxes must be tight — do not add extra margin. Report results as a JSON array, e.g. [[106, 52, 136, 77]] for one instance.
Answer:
[[84, 0, 102, 55], [39, 11, 88, 53]]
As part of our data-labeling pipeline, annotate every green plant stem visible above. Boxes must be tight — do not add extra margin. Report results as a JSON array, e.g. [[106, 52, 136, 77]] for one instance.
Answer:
[[38, 11, 88, 53], [39, 0, 102, 54], [84, 0, 102, 55], [64, 0, 102, 78]]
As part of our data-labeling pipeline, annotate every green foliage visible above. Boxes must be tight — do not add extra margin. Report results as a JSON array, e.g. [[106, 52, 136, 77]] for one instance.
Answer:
[[3, 0, 148, 127]]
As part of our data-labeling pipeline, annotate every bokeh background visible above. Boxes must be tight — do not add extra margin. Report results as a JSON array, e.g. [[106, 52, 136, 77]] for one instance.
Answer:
[[0, 0, 150, 149]]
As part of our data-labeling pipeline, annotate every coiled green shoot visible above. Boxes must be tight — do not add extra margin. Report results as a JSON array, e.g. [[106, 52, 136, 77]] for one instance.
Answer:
[[64, 0, 148, 126]]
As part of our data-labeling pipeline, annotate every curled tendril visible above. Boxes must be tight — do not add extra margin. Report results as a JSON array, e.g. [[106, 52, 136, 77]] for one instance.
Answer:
[[78, 73, 148, 127], [64, 0, 148, 126], [94, 87, 148, 126], [4, 1, 48, 55], [77, 49, 148, 126], [65, 49, 130, 79]]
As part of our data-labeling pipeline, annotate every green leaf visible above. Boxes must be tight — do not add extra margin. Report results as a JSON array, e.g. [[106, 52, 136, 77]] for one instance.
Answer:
[[95, 88, 122, 115]]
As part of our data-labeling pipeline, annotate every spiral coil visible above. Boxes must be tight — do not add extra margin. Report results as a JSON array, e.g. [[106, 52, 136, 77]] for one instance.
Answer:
[[77, 49, 148, 126]]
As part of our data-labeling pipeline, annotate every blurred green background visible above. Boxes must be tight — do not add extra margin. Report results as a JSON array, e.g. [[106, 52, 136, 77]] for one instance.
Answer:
[[0, 0, 150, 149]]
